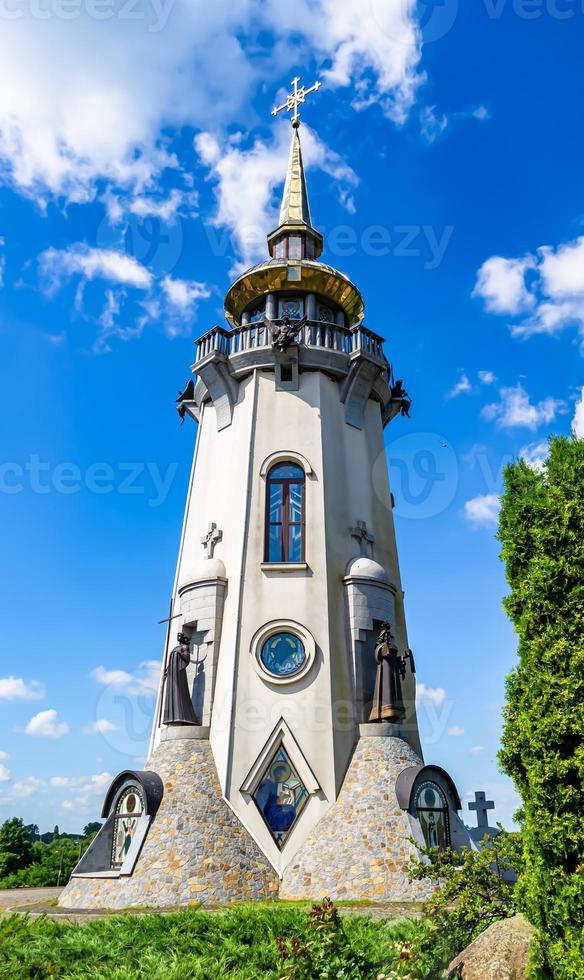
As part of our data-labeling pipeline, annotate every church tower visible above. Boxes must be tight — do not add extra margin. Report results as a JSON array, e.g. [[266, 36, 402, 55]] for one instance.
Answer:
[[60, 79, 471, 910]]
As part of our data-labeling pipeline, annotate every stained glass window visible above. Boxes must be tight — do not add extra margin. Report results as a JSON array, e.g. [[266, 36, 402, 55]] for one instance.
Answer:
[[261, 632, 306, 678], [252, 746, 309, 848], [265, 463, 305, 563], [279, 299, 303, 320], [415, 782, 450, 850], [111, 785, 144, 869]]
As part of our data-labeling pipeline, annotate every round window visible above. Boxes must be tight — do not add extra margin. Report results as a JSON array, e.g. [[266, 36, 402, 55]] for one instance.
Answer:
[[260, 633, 306, 678]]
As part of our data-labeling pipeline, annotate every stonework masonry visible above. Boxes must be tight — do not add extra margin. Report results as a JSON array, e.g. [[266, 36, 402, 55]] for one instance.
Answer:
[[59, 738, 279, 910], [280, 735, 436, 902], [60, 734, 437, 909]]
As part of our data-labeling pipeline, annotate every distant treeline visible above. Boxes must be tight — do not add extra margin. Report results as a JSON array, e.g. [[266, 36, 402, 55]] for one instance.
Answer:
[[0, 817, 102, 888]]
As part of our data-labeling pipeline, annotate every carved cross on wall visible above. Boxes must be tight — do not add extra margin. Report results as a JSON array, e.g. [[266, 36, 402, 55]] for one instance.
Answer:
[[201, 523, 222, 559], [468, 790, 495, 828], [350, 520, 374, 557]]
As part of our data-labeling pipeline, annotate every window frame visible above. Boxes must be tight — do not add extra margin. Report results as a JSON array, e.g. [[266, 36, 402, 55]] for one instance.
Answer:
[[264, 462, 306, 564]]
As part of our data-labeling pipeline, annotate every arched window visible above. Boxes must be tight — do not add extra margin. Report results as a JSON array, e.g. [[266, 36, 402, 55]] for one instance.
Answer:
[[265, 463, 305, 563], [415, 781, 450, 851]]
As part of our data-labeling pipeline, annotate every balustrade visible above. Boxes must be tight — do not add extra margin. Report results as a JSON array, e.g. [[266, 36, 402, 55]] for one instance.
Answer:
[[195, 320, 386, 364]]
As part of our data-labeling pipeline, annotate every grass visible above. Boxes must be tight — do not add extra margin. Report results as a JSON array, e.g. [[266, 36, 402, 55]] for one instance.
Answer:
[[0, 905, 422, 979]]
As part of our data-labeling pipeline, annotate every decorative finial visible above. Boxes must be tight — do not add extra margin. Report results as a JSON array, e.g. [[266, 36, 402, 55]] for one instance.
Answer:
[[272, 75, 322, 128]]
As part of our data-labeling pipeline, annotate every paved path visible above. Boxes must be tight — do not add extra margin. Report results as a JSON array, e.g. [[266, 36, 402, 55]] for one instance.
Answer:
[[0, 887, 423, 924], [0, 887, 63, 910]]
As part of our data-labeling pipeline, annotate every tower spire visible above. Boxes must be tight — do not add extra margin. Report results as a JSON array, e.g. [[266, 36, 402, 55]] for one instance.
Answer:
[[278, 126, 312, 228], [268, 75, 323, 260]]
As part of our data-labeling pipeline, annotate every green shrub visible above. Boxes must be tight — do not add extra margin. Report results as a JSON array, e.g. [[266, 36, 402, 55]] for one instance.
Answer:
[[403, 831, 522, 976], [277, 897, 371, 978], [0, 904, 424, 979], [498, 436, 584, 978]]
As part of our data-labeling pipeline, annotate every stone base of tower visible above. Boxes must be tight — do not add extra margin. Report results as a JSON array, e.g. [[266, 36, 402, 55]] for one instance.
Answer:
[[59, 738, 279, 910], [280, 736, 435, 902]]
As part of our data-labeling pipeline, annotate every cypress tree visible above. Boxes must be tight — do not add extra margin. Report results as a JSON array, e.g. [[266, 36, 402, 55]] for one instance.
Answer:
[[499, 436, 584, 977]]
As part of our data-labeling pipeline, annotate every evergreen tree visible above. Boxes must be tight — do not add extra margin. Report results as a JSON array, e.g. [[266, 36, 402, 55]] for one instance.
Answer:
[[498, 436, 584, 978]]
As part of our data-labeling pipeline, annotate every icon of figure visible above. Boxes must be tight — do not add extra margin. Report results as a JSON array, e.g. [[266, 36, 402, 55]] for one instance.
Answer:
[[427, 812, 438, 848]]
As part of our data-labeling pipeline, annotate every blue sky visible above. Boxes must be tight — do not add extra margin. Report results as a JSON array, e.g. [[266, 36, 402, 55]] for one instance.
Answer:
[[0, 0, 582, 834]]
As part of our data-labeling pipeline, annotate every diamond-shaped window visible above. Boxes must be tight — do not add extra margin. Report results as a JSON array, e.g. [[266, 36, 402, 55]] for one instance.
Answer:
[[252, 745, 309, 849]]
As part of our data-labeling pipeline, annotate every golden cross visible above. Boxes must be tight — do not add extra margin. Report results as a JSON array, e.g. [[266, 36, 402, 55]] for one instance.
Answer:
[[272, 75, 322, 128]]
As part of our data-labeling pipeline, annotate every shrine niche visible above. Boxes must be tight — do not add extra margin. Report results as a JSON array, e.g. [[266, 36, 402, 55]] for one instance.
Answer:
[[395, 765, 472, 856], [67, 771, 163, 879]]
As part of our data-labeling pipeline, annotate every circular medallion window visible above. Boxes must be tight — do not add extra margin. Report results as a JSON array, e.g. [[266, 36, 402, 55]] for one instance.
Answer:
[[261, 632, 306, 678], [251, 621, 316, 685]]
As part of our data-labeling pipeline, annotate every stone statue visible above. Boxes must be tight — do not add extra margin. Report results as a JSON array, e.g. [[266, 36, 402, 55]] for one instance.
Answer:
[[266, 314, 307, 352], [162, 632, 199, 726], [368, 622, 408, 724], [391, 378, 412, 418], [176, 379, 195, 425]]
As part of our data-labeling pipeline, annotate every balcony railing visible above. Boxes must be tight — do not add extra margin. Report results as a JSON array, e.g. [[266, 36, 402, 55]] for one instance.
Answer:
[[195, 320, 386, 365]]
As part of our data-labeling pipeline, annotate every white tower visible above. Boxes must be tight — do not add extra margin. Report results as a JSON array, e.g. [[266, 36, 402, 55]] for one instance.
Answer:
[[60, 81, 470, 911]]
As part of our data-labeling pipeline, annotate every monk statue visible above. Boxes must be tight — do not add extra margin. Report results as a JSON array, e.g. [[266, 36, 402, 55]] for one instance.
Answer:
[[368, 622, 408, 724], [162, 632, 199, 726]]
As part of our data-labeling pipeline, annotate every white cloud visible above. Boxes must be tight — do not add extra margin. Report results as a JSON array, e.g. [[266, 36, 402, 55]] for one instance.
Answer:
[[482, 384, 567, 430], [91, 666, 133, 687], [539, 237, 584, 298], [416, 682, 446, 706], [478, 370, 496, 385], [90, 660, 160, 696], [50, 772, 111, 795], [464, 493, 500, 528], [25, 709, 69, 739], [0, 0, 422, 205], [61, 800, 74, 811], [128, 660, 162, 696], [573, 387, 584, 438], [37, 244, 209, 351], [420, 105, 448, 144], [0, 764, 10, 782], [83, 719, 119, 735], [160, 276, 211, 316], [49, 771, 112, 810], [39, 245, 152, 297], [472, 105, 490, 121], [470, 745, 485, 755], [0, 676, 44, 701], [0, 751, 9, 761], [446, 372, 472, 399], [447, 726, 465, 736], [473, 255, 536, 315], [196, 122, 359, 272], [519, 440, 549, 472], [7, 777, 44, 800], [475, 234, 584, 349]]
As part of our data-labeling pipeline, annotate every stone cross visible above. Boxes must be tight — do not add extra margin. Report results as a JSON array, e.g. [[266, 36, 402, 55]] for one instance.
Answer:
[[201, 523, 222, 559], [469, 791, 495, 828], [350, 520, 374, 557]]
